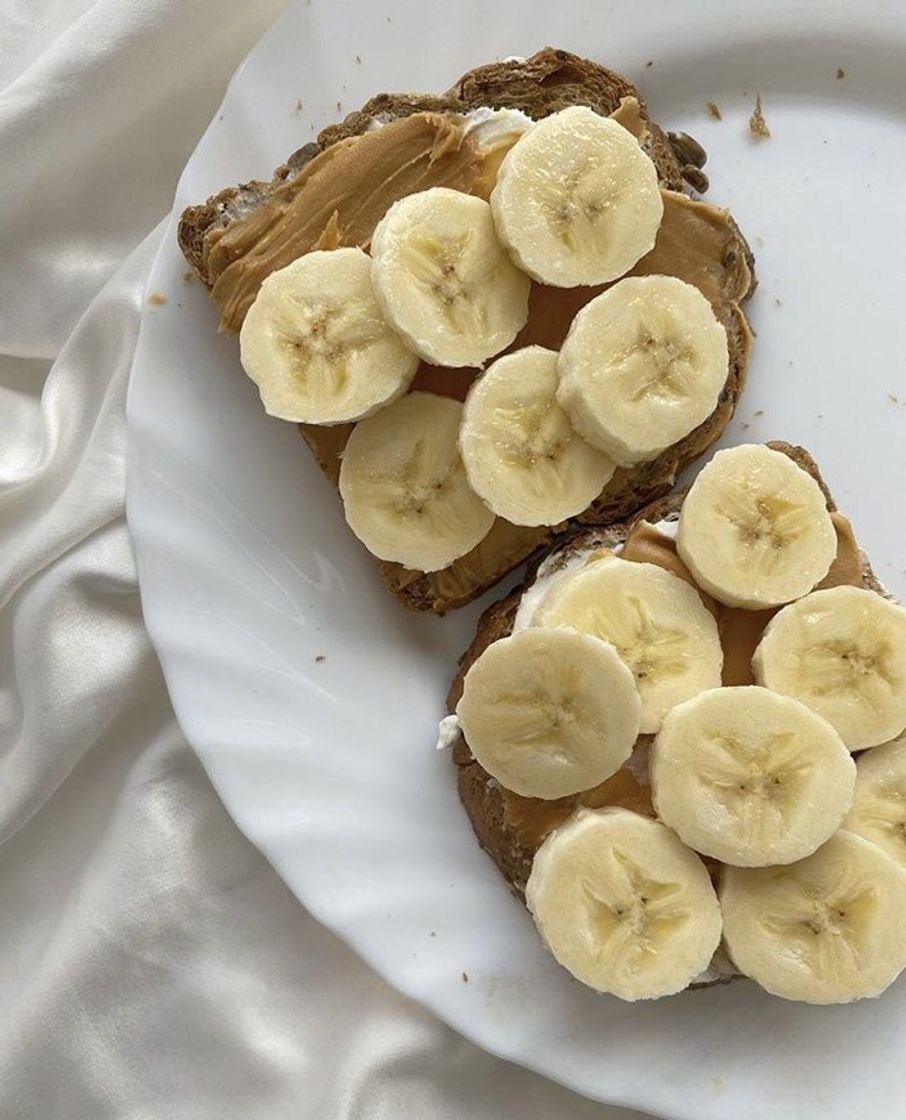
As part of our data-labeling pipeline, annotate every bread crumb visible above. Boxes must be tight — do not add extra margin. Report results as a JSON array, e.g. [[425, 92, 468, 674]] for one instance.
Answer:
[[748, 94, 771, 139], [774, 298, 782, 307], [355, 54, 362, 63], [741, 422, 750, 430], [889, 393, 901, 405], [336, 100, 342, 112], [754, 409, 764, 417], [645, 60, 653, 68], [837, 67, 845, 79], [182, 271, 193, 283], [315, 654, 326, 663], [429, 930, 436, 938], [294, 98, 303, 113], [706, 101, 722, 121], [148, 291, 168, 306], [462, 971, 469, 983]]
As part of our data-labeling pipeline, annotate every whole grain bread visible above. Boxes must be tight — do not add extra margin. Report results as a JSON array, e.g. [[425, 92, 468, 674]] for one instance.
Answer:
[[447, 441, 886, 987], [178, 48, 756, 613]]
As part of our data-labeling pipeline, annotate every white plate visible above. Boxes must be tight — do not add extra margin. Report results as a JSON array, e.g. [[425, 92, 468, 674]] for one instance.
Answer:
[[127, 3, 906, 1117]]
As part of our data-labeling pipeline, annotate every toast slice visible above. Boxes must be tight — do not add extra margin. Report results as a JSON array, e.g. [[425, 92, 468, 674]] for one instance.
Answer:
[[179, 48, 755, 612], [447, 441, 886, 990]]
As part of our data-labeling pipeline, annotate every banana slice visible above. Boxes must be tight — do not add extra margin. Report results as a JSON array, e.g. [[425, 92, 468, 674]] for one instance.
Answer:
[[676, 444, 837, 609], [490, 106, 663, 288], [338, 391, 495, 572], [526, 807, 722, 1000], [652, 686, 855, 867], [555, 276, 728, 465], [721, 831, 906, 1003], [370, 187, 531, 367], [239, 247, 419, 424], [455, 628, 641, 799], [459, 345, 615, 526], [843, 734, 906, 867], [753, 586, 906, 750], [532, 554, 722, 733]]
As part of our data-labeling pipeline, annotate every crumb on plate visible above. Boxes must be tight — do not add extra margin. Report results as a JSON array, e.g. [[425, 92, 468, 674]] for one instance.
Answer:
[[748, 94, 770, 139], [148, 291, 168, 306], [706, 101, 722, 120]]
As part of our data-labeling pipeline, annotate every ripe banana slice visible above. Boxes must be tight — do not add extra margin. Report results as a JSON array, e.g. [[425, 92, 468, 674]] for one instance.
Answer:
[[720, 831, 906, 1003], [652, 686, 855, 866], [459, 345, 615, 526], [843, 734, 906, 867], [370, 186, 531, 367], [676, 444, 837, 609], [455, 628, 641, 799], [556, 276, 728, 465], [753, 586, 906, 750], [490, 106, 663, 288], [526, 808, 722, 1000], [239, 247, 419, 424], [338, 391, 495, 572], [532, 554, 722, 733]]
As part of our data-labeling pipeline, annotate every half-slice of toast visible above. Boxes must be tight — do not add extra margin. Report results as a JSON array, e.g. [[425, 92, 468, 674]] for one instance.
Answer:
[[179, 48, 755, 612], [447, 442, 886, 961]]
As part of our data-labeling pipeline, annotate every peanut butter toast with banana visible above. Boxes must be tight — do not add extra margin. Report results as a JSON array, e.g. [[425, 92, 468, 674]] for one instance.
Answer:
[[445, 442, 906, 1004], [178, 48, 755, 611]]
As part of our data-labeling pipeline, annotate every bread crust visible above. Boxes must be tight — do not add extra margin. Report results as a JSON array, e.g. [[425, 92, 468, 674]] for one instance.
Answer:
[[178, 48, 756, 612]]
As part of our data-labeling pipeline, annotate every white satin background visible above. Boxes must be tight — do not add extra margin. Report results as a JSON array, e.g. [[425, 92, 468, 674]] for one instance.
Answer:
[[0, 4, 649, 1118]]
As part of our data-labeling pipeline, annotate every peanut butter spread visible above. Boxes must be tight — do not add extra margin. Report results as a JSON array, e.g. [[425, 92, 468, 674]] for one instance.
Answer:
[[208, 112, 512, 332], [207, 99, 750, 604], [501, 744, 655, 853], [499, 511, 863, 849], [208, 97, 650, 335]]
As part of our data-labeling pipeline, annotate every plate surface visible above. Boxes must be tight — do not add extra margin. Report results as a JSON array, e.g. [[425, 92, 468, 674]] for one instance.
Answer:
[[127, 3, 906, 1117]]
